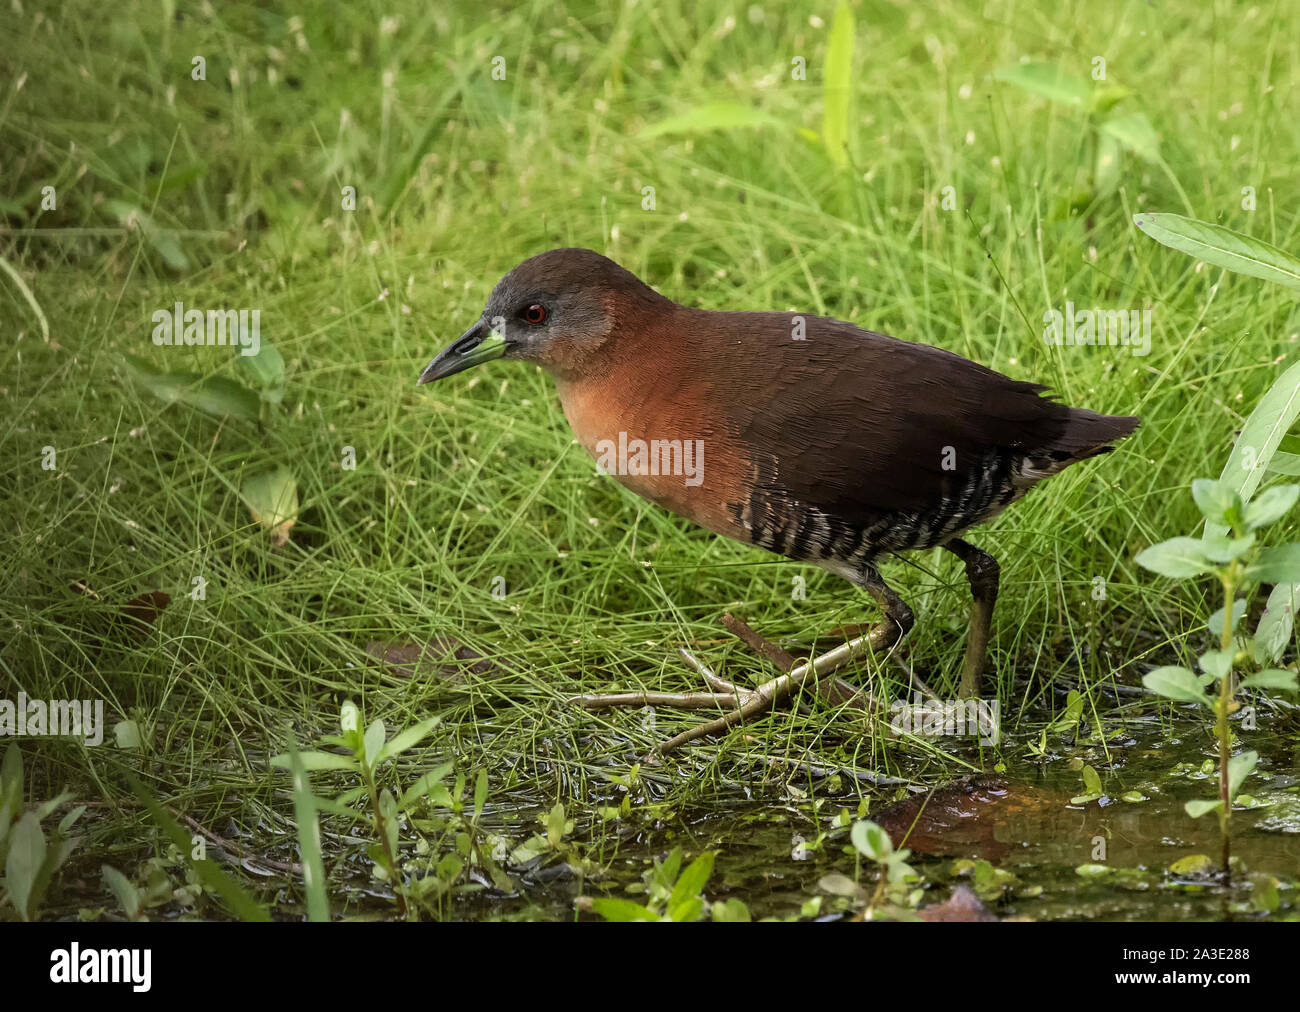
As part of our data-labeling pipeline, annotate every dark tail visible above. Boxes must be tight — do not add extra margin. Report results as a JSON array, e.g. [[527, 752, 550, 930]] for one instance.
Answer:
[[1052, 410, 1141, 462]]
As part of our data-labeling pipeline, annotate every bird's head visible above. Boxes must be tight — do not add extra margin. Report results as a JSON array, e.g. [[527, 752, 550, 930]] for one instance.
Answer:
[[417, 248, 667, 384]]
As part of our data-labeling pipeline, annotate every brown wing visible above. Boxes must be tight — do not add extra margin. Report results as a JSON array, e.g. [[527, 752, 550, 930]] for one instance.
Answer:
[[697, 311, 1136, 533]]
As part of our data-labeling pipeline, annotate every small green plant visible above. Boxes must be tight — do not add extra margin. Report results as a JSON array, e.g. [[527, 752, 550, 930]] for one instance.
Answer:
[[272, 701, 501, 920], [821, 819, 926, 920], [577, 849, 749, 922], [1136, 478, 1300, 881], [1070, 763, 1105, 805], [101, 844, 208, 921], [0, 744, 84, 921], [126, 338, 299, 545], [852, 819, 918, 911]]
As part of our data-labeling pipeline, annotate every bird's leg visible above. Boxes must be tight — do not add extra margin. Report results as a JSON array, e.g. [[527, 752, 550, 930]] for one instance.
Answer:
[[568, 649, 745, 711], [944, 538, 1000, 699], [570, 569, 913, 756], [651, 568, 913, 755], [720, 612, 873, 711]]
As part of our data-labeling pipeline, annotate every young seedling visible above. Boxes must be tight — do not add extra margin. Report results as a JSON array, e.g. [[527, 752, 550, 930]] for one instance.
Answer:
[[1136, 478, 1300, 882], [577, 848, 750, 922], [272, 701, 446, 919]]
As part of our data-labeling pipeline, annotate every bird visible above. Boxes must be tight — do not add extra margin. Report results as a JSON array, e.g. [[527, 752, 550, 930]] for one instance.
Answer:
[[418, 248, 1139, 753]]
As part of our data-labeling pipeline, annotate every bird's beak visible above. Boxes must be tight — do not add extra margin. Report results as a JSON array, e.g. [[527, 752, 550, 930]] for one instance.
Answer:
[[417, 320, 508, 384]]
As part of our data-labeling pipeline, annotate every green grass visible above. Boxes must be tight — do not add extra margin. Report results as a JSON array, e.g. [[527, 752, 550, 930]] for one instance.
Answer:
[[2, 0, 1299, 920]]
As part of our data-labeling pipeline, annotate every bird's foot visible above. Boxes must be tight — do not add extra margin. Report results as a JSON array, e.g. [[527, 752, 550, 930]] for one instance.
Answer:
[[570, 617, 901, 757], [569, 647, 755, 713]]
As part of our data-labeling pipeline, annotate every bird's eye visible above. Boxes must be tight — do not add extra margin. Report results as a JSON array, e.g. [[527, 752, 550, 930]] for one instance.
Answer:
[[522, 304, 548, 325]]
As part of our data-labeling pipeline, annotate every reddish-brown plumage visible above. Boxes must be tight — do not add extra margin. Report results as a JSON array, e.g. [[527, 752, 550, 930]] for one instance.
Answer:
[[551, 305, 754, 542], [419, 248, 1140, 708]]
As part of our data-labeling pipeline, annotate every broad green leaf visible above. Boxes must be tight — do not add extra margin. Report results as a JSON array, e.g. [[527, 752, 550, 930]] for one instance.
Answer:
[[270, 750, 356, 771], [669, 896, 705, 923], [1142, 666, 1213, 706], [548, 801, 569, 848], [362, 719, 386, 766], [106, 200, 190, 271], [397, 763, 455, 812], [1207, 360, 1300, 537], [1080, 764, 1103, 797], [374, 715, 442, 764], [587, 897, 660, 922], [1090, 85, 1132, 116], [1253, 876, 1281, 913], [57, 805, 86, 835], [1099, 112, 1160, 163], [1184, 800, 1223, 819], [546, 802, 567, 850], [669, 851, 716, 912], [1048, 689, 1084, 734], [1135, 537, 1215, 578], [818, 872, 862, 897], [1198, 648, 1234, 680], [1228, 750, 1258, 800], [102, 863, 140, 920], [125, 356, 260, 422], [237, 342, 285, 390], [1253, 583, 1299, 664], [33, 791, 74, 823], [1134, 212, 1300, 291], [992, 62, 1089, 106], [1239, 669, 1299, 692], [1192, 478, 1242, 527], [114, 720, 142, 750], [712, 897, 752, 922], [1208, 598, 1248, 637], [850, 819, 892, 861], [1267, 451, 1300, 476], [656, 849, 683, 892], [1169, 855, 1216, 876], [640, 103, 783, 138], [1243, 485, 1299, 530], [240, 467, 299, 547], [1200, 533, 1254, 563], [822, 1, 855, 169], [309, 795, 370, 822], [886, 855, 918, 884], [6, 813, 46, 920], [1246, 544, 1300, 584]]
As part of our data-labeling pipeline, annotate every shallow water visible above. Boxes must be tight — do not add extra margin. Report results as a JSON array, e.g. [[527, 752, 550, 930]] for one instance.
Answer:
[[46, 707, 1296, 921], [442, 713, 1300, 922]]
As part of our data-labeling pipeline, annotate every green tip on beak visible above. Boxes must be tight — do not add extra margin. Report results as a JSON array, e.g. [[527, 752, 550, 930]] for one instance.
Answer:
[[417, 321, 508, 384]]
